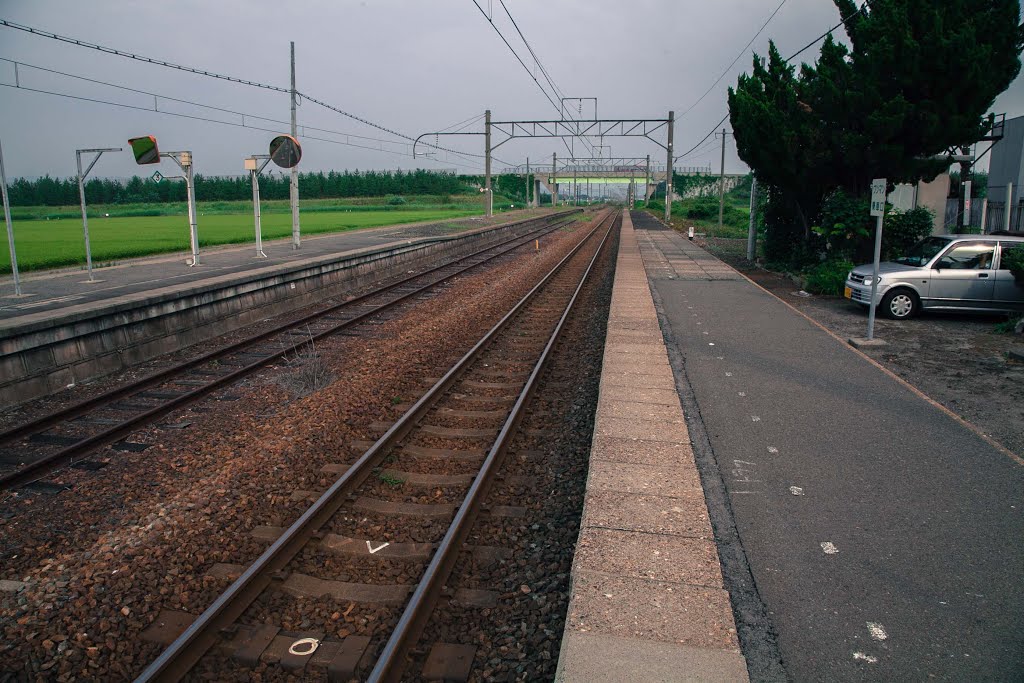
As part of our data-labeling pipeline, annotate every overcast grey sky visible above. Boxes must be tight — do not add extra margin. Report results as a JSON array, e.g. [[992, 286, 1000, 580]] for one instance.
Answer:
[[1, 0, 1021, 180]]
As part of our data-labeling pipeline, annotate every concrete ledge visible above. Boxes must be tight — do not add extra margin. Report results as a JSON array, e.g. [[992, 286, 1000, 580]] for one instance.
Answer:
[[559, 632, 747, 683]]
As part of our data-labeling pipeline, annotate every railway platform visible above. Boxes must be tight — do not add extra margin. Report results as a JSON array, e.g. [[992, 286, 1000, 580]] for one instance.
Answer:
[[556, 210, 748, 682], [0, 208, 563, 407]]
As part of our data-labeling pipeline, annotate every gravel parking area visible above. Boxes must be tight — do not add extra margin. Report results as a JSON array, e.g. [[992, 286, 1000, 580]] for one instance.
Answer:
[[700, 235, 1024, 458]]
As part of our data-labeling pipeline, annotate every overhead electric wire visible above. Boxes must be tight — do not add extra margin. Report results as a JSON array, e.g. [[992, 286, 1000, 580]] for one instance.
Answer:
[[673, 2, 868, 163], [0, 18, 480, 161], [678, 0, 787, 118]]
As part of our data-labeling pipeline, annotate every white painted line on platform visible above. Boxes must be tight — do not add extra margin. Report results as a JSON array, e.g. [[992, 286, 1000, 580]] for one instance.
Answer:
[[821, 541, 839, 554], [867, 623, 888, 641]]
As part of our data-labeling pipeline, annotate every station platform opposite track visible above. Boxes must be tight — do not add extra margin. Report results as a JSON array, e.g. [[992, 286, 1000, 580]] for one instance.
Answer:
[[556, 210, 748, 682], [0, 208, 564, 409]]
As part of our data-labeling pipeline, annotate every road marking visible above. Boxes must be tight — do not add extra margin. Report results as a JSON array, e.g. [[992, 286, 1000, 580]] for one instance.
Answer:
[[751, 415, 761, 422], [820, 541, 839, 554], [703, 331, 709, 335], [789, 486, 804, 495], [366, 541, 390, 554], [867, 623, 887, 641], [767, 446, 778, 453], [738, 392, 746, 397], [853, 652, 878, 663], [708, 343, 715, 346], [716, 356, 724, 360], [725, 372, 733, 377]]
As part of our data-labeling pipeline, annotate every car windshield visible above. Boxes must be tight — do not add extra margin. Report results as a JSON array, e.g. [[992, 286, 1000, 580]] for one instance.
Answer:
[[893, 236, 950, 267]]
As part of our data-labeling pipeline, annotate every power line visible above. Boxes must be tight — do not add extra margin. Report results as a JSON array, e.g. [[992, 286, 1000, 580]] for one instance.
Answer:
[[674, 2, 867, 163], [0, 82, 492, 170], [0, 57, 440, 152], [678, 0, 787, 118], [0, 18, 476, 160]]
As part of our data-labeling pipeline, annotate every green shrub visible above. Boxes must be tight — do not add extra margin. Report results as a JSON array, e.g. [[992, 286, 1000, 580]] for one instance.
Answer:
[[1003, 244, 1024, 281], [387, 196, 406, 205], [804, 258, 854, 295], [882, 207, 934, 260], [812, 190, 872, 259]]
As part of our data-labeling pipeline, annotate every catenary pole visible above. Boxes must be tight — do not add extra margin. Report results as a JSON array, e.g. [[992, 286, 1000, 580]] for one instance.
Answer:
[[289, 41, 301, 249], [746, 176, 758, 261], [525, 157, 530, 207], [0, 139, 21, 296], [665, 111, 674, 222], [552, 153, 557, 207], [484, 109, 492, 218], [645, 154, 651, 203], [718, 128, 727, 231], [75, 147, 121, 282]]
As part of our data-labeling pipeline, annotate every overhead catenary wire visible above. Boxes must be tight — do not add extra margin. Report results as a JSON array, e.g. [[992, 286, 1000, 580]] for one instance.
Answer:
[[0, 18, 480, 160], [674, 2, 868, 163]]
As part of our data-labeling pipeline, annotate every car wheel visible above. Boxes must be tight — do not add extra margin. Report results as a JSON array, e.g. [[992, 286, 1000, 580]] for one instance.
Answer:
[[881, 288, 919, 320]]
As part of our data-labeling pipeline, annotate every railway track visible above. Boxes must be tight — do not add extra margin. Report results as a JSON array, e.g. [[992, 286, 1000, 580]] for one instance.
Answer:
[[132, 209, 618, 682], [0, 210, 582, 491]]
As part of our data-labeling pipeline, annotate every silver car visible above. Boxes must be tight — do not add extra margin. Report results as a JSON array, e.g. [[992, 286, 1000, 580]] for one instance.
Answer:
[[845, 234, 1024, 319]]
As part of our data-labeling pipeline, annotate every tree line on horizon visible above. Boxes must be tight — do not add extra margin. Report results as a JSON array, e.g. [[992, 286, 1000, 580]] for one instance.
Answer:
[[3, 169, 529, 206]]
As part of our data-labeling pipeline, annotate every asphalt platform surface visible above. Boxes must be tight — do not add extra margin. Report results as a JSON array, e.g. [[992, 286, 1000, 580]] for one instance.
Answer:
[[0, 211, 534, 322], [631, 211, 1024, 682]]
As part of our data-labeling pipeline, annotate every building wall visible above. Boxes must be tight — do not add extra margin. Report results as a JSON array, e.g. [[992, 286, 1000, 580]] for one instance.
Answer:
[[989, 114, 1024, 206]]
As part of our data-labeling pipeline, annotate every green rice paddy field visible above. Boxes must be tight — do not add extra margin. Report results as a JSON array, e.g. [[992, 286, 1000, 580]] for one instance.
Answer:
[[0, 201, 486, 273]]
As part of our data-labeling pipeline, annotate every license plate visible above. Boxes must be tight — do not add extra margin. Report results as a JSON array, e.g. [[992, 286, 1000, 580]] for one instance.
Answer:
[[844, 286, 852, 299]]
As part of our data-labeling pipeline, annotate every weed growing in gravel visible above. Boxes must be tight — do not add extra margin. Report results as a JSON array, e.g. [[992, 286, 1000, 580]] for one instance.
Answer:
[[277, 329, 334, 397], [390, 396, 403, 405], [994, 314, 1023, 335], [376, 470, 405, 488]]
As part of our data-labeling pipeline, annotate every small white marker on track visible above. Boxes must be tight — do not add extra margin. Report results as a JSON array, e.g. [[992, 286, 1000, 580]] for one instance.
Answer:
[[821, 541, 839, 554]]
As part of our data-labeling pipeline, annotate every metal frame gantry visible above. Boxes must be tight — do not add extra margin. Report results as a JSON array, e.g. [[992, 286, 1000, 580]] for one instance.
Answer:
[[414, 110, 675, 221]]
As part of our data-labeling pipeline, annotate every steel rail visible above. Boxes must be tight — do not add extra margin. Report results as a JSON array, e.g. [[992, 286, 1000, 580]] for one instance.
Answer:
[[368, 210, 618, 682], [0, 210, 576, 448], [0, 211, 581, 491], [133, 208, 612, 683]]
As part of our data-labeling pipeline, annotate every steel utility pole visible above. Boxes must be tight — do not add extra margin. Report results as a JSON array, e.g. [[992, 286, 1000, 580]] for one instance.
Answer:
[[76, 146, 121, 282], [484, 109, 493, 218], [289, 42, 301, 249], [746, 176, 758, 261], [665, 111, 674, 222], [552, 153, 557, 207], [718, 128, 728, 231], [645, 154, 651, 204], [525, 157, 530, 208]]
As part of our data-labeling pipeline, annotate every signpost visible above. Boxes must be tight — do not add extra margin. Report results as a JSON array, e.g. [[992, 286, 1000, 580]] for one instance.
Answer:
[[0, 138, 21, 296], [962, 180, 972, 228], [865, 178, 887, 341], [76, 146, 122, 282], [128, 136, 200, 266], [246, 135, 302, 258]]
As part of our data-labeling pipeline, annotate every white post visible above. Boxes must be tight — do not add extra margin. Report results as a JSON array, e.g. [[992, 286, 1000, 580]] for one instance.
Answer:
[[184, 155, 199, 266], [866, 178, 887, 341], [1006, 182, 1014, 233], [0, 138, 21, 296], [251, 167, 267, 258], [980, 198, 988, 234], [76, 151, 94, 282]]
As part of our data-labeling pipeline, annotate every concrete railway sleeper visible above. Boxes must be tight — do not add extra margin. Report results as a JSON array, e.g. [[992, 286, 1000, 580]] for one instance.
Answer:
[[132, 210, 618, 682], [0, 210, 582, 491]]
